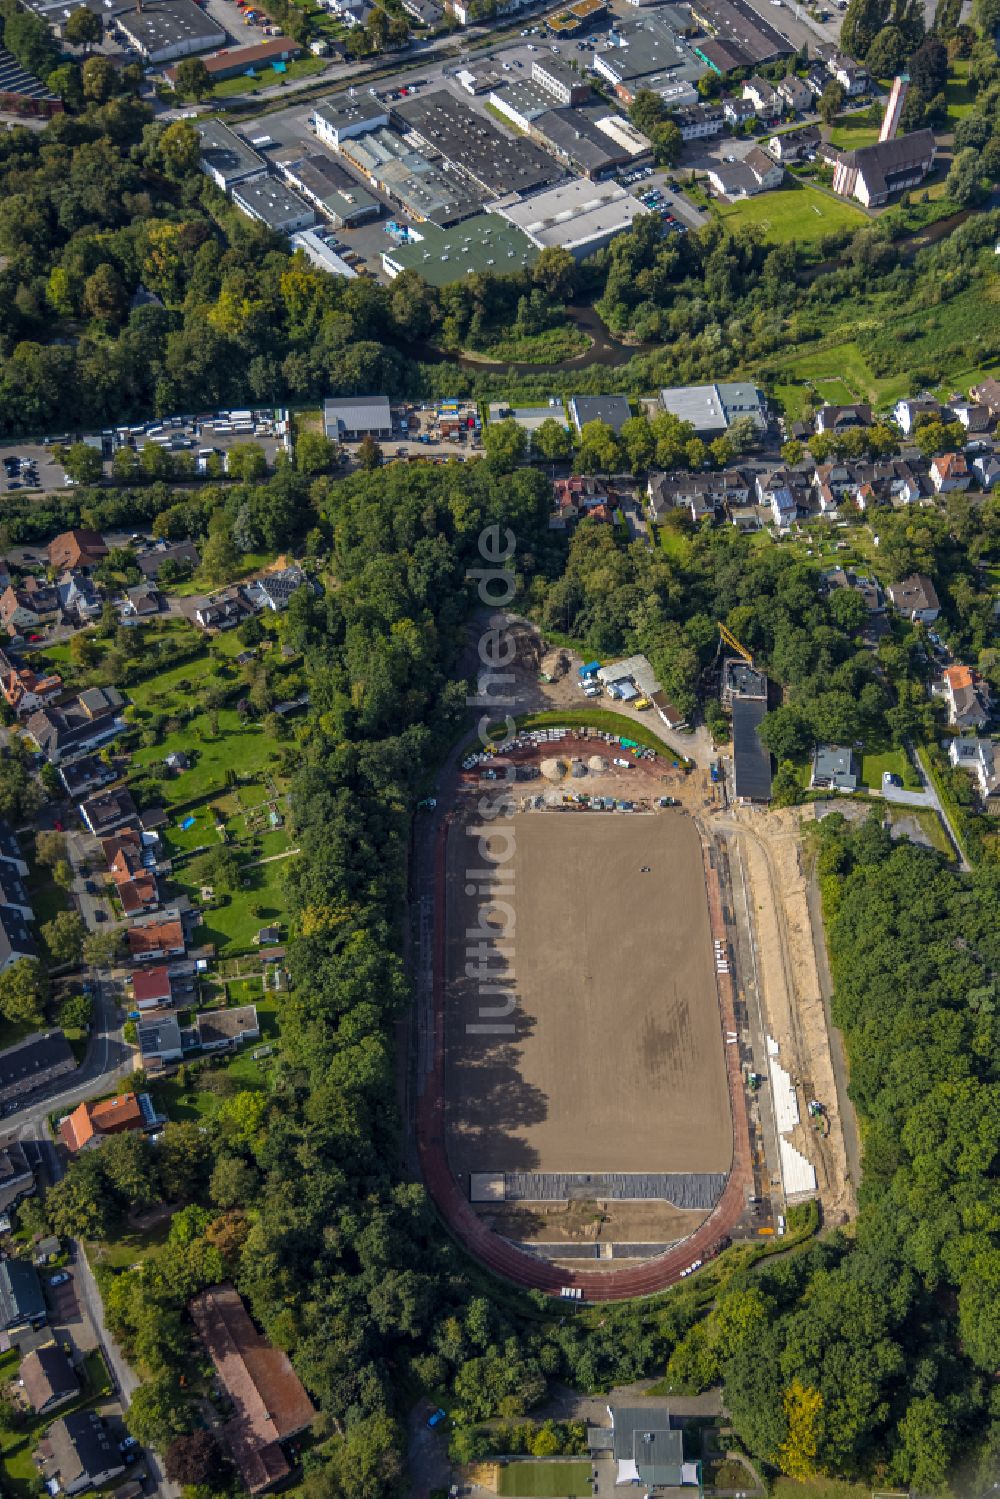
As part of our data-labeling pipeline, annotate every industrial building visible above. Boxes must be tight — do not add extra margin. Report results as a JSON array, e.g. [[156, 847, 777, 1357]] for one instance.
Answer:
[[592, 13, 703, 105], [311, 96, 390, 149], [196, 121, 266, 192], [531, 106, 644, 177], [731, 697, 771, 801], [689, 0, 792, 63], [395, 90, 563, 197], [338, 125, 479, 224], [290, 230, 358, 278], [0, 44, 61, 116], [276, 152, 380, 226], [231, 178, 317, 234], [498, 178, 646, 260], [381, 214, 537, 284], [658, 381, 767, 435], [569, 395, 632, 433], [115, 0, 225, 63], [488, 78, 557, 134], [531, 53, 591, 105], [323, 396, 393, 440], [546, 0, 607, 34]]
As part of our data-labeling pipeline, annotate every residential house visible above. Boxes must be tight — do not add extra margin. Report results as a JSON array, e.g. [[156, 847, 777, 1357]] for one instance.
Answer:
[[951, 401, 992, 433], [0, 650, 62, 715], [0, 825, 28, 878], [756, 468, 797, 528], [59, 756, 119, 801], [47, 530, 108, 573], [929, 452, 970, 493], [671, 102, 725, 140], [25, 688, 125, 765], [60, 1093, 150, 1153], [19, 1347, 79, 1415], [811, 744, 859, 791], [768, 124, 820, 161], [0, 1031, 75, 1107], [568, 395, 632, 434], [189, 1281, 316, 1493], [44, 1411, 126, 1495], [887, 573, 940, 623], [0, 908, 36, 972], [0, 579, 59, 636], [0, 1258, 46, 1330], [970, 378, 1000, 415], [742, 76, 780, 116], [136, 1014, 184, 1071], [120, 584, 163, 621], [0, 1142, 34, 1213], [949, 736, 1000, 801], [722, 95, 756, 127], [129, 966, 175, 1011], [255, 925, 282, 946], [245, 567, 307, 613], [973, 453, 1000, 491], [805, 61, 828, 96], [814, 403, 872, 434], [57, 572, 102, 624], [554, 475, 610, 523], [194, 589, 255, 632], [776, 75, 813, 113], [80, 789, 137, 837], [940, 664, 991, 730], [128, 919, 186, 964], [829, 53, 868, 94], [196, 1005, 261, 1052], [707, 147, 782, 199], [136, 541, 200, 580], [892, 396, 947, 436], [0, 862, 34, 920], [744, 145, 783, 188], [110, 849, 159, 917]]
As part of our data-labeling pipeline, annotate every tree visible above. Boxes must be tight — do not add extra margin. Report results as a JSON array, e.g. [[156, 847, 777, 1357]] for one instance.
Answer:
[[199, 524, 240, 585], [629, 87, 667, 135], [295, 431, 335, 475], [865, 24, 907, 74], [46, 1152, 114, 1238], [946, 146, 986, 205], [209, 1155, 258, 1209], [531, 246, 576, 302], [126, 1376, 192, 1450], [81, 53, 116, 103], [779, 1380, 824, 1481], [64, 6, 101, 46], [650, 119, 683, 167], [61, 442, 103, 485], [59, 991, 92, 1032], [576, 420, 621, 476], [772, 760, 804, 807], [781, 439, 804, 465], [171, 57, 211, 100], [909, 34, 948, 97], [196, 845, 243, 893], [818, 79, 846, 124], [0, 959, 47, 1026], [758, 704, 812, 762], [620, 416, 655, 473], [83, 928, 124, 968], [42, 911, 85, 968], [726, 414, 761, 454], [165, 1431, 224, 1486], [83, 264, 128, 327], [532, 418, 572, 463], [356, 433, 383, 470], [483, 419, 526, 473], [225, 443, 267, 481], [35, 831, 67, 869], [840, 0, 887, 57]]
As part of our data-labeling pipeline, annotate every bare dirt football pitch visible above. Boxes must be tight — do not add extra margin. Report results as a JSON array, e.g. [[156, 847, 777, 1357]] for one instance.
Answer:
[[445, 812, 732, 1179]]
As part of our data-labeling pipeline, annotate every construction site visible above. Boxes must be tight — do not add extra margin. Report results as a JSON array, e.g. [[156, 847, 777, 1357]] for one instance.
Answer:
[[408, 616, 856, 1301]]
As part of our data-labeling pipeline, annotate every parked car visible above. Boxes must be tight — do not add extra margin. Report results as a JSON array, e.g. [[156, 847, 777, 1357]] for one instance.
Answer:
[[48, 1272, 70, 1287], [427, 1409, 447, 1429]]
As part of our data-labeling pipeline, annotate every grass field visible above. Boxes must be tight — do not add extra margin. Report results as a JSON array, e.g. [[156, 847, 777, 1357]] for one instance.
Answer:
[[132, 712, 281, 806], [497, 1463, 592, 1498], [861, 747, 920, 790], [768, 338, 912, 412], [827, 112, 881, 150], [210, 54, 327, 96], [177, 855, 294, 956], [714, 183, 866, 245]]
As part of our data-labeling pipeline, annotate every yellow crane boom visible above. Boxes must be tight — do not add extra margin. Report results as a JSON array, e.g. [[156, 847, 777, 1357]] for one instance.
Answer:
[[718, 620, 753, 665]]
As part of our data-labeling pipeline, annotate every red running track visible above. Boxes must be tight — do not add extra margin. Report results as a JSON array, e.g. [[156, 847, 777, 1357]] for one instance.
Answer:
[[415, 816, 753, 1301]]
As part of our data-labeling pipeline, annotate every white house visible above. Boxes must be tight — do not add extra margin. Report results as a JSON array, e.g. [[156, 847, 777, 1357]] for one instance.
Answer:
[[929, 452, 970, 493], [949, 737, 1000, 800]]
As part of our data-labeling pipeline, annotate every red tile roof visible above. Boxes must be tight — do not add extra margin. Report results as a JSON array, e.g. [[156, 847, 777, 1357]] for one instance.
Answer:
[[60, 1093, 144, 1152]]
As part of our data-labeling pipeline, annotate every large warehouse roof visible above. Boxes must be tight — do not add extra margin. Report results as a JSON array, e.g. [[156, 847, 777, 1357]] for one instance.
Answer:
[[498, 178, 646, 255], [394, 89, 562, 198]]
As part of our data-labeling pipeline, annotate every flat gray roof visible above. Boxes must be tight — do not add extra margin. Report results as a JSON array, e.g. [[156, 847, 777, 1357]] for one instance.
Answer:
[[196, 121, 265, 186], [385, 213, 537, 284], [232, 177, 315, 230], [117, 0, 223, 55], [395, 89, 562, 197], [499, 178, 646, 252]]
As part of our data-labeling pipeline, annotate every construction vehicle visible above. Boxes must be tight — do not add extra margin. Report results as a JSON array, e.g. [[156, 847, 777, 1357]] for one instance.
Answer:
[[717, 620, 753, 665], [634, 696, 651, 710]]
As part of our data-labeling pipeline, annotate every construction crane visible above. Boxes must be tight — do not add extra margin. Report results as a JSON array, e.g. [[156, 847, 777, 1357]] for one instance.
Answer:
[[717, 620, 753, 666]]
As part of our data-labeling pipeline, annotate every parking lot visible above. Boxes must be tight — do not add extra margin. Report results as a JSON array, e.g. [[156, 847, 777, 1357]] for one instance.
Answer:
[[0, 413, 287, 494]]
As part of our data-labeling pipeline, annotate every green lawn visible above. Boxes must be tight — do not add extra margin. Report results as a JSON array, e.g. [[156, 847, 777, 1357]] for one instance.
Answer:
[[827, 112, 881, 150], [771, 1480, 871, 1499], [494, 709, 691, 764], [714, 183, 866, 245], [87, 1217, 172, 1271], [946, 59, 974, 124], [861, 746, 920, 790], [177, 856, 294, 957], [132, 711, 282, 806], [812, 376, 856, 405], [209, 53, 327, 96], [497, 1462, 592, 1498], [768, 339, 912, 411], [656, 524, 693, 563]]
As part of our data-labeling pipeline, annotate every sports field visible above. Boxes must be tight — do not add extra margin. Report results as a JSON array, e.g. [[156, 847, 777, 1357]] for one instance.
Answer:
[[714, 184, 866, 245], [444, 813, 731, 1178], [497, 1462, 592, 1498]]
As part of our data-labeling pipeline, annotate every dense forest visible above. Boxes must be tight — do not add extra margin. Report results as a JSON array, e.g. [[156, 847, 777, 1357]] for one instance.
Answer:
[[25, 456, 1000, 1494]]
